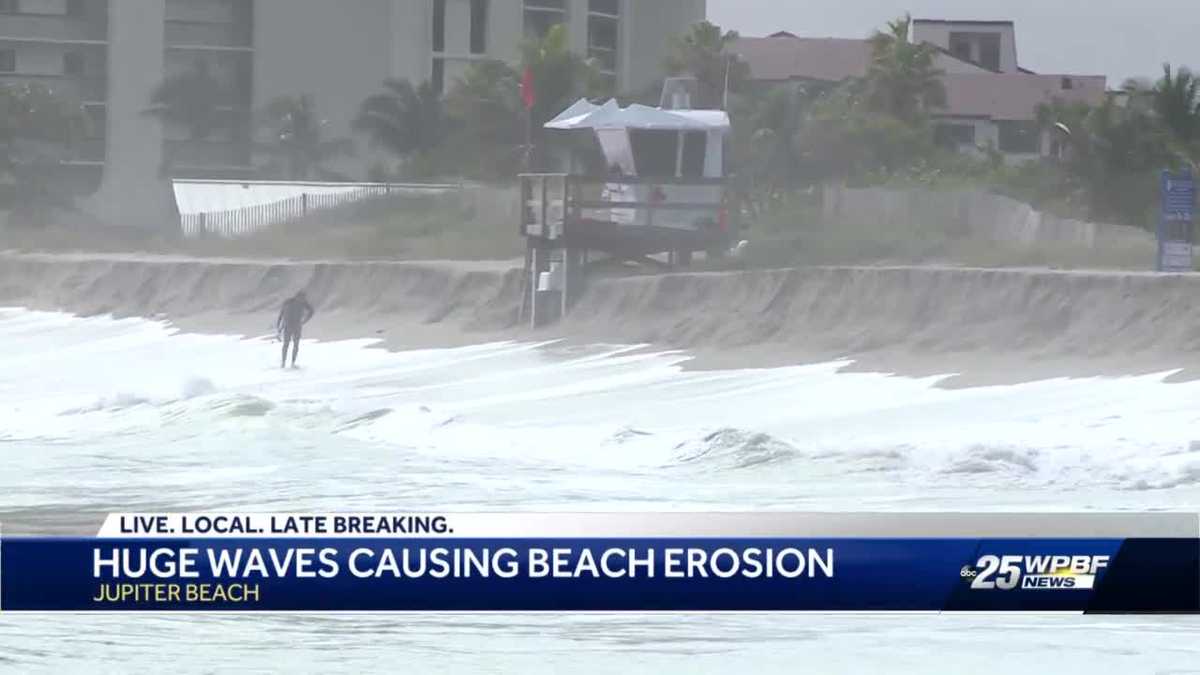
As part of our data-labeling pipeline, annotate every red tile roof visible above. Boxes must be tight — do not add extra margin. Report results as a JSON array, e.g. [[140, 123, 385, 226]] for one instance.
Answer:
[[731, 36, 872, 83], [940, 73, 1107, 120], [731, 35, 1107, 121]]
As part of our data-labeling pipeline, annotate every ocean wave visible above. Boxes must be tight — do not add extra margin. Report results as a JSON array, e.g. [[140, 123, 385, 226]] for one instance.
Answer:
[[60, 392, 153, 415], [942, 446, 1040, 475], [669, 428, 800, 471], [207, 395, 276, 418]]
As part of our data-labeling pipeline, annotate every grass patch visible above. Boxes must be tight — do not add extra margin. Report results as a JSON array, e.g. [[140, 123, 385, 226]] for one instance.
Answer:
[[728, 193, 1159, 271], [1, 189, 525, 261], [0, 186, 1163, 271]]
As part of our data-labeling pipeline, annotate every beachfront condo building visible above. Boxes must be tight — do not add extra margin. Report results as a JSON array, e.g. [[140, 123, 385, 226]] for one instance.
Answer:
[[0, 0, 705, 228]]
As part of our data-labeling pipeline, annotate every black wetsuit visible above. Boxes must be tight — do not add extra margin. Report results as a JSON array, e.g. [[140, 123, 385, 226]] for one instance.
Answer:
[[277, 295, 315, 367]]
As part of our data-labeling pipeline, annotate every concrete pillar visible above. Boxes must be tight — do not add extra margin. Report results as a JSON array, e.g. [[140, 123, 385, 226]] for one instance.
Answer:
[[566, 0, 588, 56], [389, 0, 430, 84], [488, 0, 522, 64], [83, 0, 171, 230]]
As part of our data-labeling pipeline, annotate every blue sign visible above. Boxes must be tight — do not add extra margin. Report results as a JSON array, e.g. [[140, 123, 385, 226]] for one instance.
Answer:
[[1158, 170, 1195, 272], [2, 537, 1197, 613]]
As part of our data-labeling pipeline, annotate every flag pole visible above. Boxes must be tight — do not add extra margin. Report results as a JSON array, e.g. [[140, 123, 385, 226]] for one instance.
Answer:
[[525, 106, 534, 172], [521, 66, 536, 171]]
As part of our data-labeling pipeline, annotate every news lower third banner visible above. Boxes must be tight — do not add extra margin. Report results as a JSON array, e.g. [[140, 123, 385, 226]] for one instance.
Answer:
[[0, 513, 1197, 613]]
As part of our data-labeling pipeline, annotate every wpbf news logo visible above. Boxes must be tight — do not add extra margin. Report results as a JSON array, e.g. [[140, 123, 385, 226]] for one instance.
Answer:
[[960, 555, 1110, 590]]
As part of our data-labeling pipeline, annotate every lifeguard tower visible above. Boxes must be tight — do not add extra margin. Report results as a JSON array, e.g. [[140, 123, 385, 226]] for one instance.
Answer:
[[519, 78, 738, 325]]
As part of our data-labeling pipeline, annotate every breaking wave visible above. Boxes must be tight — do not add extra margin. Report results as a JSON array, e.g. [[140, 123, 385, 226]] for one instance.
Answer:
[[670, 428, 801, 471]]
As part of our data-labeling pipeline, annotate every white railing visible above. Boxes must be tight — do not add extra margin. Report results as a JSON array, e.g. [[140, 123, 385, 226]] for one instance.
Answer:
[[178, 182, 460, 238]]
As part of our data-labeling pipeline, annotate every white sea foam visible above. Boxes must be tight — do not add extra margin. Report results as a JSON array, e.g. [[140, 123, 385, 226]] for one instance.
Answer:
[[2, 308, 1199, 672]]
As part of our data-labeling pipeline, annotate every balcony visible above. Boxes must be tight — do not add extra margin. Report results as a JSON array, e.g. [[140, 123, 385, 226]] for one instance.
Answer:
[[68, 137, 106, 163], [164, 139, 252, 173], [0, 73, 107, 103], [0, 13, 107, 43], [165, 20, 252, 50]]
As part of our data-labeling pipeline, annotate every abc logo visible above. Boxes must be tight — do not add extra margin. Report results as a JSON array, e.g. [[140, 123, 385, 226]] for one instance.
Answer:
[[959, 566, 978, 578]]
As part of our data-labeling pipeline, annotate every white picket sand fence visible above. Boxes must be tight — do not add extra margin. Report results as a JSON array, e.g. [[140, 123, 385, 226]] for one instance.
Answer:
[[172, 180, 462, 238]]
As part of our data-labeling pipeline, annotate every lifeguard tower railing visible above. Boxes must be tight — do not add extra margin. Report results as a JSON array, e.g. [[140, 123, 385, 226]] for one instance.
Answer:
[[519, 173, 736, 259], [517, 172, 738, 327]]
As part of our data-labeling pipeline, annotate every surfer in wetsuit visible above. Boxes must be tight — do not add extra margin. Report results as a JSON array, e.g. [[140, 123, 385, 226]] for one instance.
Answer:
[[276, 290, 315, 368]]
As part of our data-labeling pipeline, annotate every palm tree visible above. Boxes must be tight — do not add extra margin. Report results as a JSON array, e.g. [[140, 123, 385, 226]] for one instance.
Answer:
[[0, 82, 86, 225], [353, 79, 446, 161], [1043, 97, 1174, 225], [519, 23, 600, 169], [446, 60, 522, 143], [736, 84, 827, 204], [144, 61, 225, 140], [1151, 64, 1200, 151], [1035, 98, 1092, 166], [520, 23, 597, 126], [258, 95, 354, 181], [865, 15, 946, 123], [443, 60, 524, 177], [663, 21, 749, 109]]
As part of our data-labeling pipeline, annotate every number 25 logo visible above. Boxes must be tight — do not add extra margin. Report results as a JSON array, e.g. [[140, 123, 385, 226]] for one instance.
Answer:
[[970, 555, 1021, 590]]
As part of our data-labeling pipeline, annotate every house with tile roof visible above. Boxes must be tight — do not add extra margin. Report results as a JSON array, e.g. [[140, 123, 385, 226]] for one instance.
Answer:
[[730, 20, 1107, 161]]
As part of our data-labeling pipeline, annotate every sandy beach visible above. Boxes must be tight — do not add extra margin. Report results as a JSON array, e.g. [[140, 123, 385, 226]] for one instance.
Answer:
[[3, 251, 1199, 386]]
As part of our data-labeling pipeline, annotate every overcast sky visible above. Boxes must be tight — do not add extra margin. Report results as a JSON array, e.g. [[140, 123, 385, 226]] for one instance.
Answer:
[[707, 0, 1200, 84]]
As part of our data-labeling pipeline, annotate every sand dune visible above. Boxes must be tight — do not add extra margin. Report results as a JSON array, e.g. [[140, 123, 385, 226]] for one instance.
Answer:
[[3, 252, 1198, 383], [0, 253, 522, 339]]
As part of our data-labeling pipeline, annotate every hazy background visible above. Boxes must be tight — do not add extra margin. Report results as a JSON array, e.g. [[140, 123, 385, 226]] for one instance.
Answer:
[[708, 0, 1200, 84]]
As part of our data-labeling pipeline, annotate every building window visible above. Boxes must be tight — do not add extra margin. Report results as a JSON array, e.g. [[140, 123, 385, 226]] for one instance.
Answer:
[[432, 0, 446, 53], [470, 0, 487, 54], [431, 57, 445, 95], [681, 131, 706, 178], [630, 129, 688, 178], [0, 49, 14, 73], [978, 34, 1001, 71], [63, 51, 84, 76], [949, 32, 1001, 71], [1061, 76, 1074, 90], [84, 105, 106, 139], [524, 0, 566, 41], [587, 0, 618, 76], [948, 33, 971, 63], [589, 0, 618, 16], [997, 120, 1039, 154], [935, 123, 976, 148]]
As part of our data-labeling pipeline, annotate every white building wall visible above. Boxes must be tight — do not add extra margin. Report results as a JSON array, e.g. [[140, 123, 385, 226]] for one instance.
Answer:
[[443, 0, 471, 56], [11, 43, 66, 75], [83, 0, 169, 229], [487, 0, 522, 64], [933, 51, 991, 74], [18, 0, 68, 15], [390, 0, 432, 83], [164, 0, 235, 23], [254, 0, 402, 178], [566, 0, 588, 56], [912, 22, 1018, 73], [624, 0, 704, 94], [69, 0, 703, 227]]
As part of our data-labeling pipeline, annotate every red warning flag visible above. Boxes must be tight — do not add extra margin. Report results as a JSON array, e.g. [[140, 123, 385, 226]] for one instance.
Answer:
[[520, 66, 536, 111]]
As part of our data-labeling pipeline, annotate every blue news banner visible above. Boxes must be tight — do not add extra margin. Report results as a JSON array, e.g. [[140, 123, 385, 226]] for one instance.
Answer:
[[1, 537, 1196, 612]]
